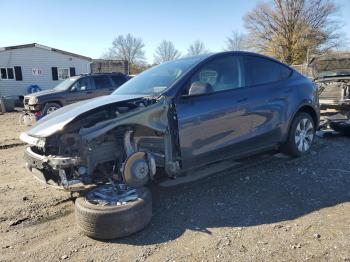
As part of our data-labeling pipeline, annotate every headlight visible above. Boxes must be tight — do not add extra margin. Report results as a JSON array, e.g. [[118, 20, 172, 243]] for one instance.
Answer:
[[28, 96, 38, 105]]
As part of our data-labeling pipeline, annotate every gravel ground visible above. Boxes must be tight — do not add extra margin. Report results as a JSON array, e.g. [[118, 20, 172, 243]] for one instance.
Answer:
[[0, 111, 349, 262]]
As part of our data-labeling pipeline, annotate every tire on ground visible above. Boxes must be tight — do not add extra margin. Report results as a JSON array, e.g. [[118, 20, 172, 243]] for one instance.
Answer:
[[42, 102, 61, 116], [75, 187, 152, 239], [282, 112, 315, 157]]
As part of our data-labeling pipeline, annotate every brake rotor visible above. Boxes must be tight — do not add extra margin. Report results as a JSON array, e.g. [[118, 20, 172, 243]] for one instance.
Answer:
[[123, 152, 151, 188]]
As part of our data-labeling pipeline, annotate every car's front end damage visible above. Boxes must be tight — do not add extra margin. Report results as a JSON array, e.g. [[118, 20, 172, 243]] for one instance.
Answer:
[[20, 95, 181, 191], [316, 77, 350, 108]]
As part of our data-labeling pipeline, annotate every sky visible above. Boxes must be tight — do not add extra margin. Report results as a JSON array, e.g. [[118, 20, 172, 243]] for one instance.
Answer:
[[0, 0, 349, 63]]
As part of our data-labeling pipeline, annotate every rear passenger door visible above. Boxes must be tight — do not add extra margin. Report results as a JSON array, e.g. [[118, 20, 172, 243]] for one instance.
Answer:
[[242, 55, 294, 147], [66, 77, 95, 104], [92, 75, 114, 97]]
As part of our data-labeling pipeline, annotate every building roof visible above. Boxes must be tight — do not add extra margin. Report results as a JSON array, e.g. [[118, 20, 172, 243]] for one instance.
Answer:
[[0, 43, 92, 61]]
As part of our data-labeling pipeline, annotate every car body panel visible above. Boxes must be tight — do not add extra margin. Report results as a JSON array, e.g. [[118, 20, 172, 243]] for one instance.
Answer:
[[176, 88, 255, 168], [19, 51, 319, 190]]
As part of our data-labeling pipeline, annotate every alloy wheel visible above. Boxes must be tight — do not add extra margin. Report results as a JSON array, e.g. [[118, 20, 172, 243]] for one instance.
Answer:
[[294, 118, 314, 152]]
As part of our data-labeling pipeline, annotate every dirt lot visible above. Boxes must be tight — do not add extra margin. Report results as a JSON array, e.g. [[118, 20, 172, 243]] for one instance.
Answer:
[[0, 111, 349, 262]]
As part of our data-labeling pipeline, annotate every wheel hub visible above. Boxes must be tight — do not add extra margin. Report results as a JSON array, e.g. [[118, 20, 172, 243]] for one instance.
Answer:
[[295, 118, 314, 152]]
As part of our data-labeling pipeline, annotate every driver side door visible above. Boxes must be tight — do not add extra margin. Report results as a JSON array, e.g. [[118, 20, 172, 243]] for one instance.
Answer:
[[175, 55, 255, 169], [66, 77, 95, 104]]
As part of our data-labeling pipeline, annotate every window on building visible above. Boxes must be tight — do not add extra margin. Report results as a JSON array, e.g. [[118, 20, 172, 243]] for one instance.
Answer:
[[0, 68, 15, 80], [58, 68, 69, 80], [7, 68, 14, 79]]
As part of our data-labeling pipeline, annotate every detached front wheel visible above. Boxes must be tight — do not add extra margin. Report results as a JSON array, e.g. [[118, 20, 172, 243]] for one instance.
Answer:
[[75, 185, 152, 239], [282, 112, 315, 157]]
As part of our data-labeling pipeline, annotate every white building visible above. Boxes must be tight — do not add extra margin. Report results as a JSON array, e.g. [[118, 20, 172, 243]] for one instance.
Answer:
[[0, 43, 92, 97]]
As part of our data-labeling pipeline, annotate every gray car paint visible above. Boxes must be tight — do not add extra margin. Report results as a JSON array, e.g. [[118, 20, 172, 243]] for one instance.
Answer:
[[23, 51, 319, 175]]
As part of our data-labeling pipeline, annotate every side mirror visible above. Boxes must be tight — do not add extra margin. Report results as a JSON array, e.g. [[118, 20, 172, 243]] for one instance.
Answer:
[[188, 81, 213, 96]]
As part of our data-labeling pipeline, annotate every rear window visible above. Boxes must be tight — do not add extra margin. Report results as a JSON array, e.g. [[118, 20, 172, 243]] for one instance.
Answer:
[[244, 56, 292, 86]]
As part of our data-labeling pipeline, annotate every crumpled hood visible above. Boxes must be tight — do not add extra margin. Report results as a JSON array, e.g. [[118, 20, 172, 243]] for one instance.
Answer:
[[310, 53, 350, 79], [25, 94, 143, 138]]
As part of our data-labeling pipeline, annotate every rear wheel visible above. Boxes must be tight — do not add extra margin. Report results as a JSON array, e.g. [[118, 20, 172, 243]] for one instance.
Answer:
[[282, 112, 315, 157], [42, 102, 61, 115]]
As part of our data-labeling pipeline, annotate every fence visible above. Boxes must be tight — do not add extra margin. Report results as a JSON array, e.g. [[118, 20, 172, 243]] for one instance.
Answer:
[[291, 64, 313, 78]]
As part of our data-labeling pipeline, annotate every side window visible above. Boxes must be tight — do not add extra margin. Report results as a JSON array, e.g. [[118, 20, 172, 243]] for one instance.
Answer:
[[188, 56, 244, 94], [71, 77, 92, 92], [244, 56, 292, 86], [110, 75, 127, 87], [93, 75, 112, 89]]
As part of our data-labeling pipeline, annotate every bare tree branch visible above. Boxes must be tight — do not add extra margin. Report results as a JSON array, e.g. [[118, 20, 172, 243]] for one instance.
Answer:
[[243, 0, 344, 64], [187, 40, 209, 56], [102, 34, 146, 73], [154, 40, 181, 64]]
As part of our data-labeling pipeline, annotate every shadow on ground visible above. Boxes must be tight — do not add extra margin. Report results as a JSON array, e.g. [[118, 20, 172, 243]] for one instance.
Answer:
[[110, 137, 350, 245]]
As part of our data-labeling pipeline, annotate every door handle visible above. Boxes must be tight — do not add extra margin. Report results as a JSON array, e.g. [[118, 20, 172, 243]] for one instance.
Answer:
[[237, 97, 248, 103]]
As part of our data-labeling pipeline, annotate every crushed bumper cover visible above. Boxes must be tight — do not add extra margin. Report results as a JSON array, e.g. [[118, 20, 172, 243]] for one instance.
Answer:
[[24, 146, 81, 171], [24, 147, 89, 191]]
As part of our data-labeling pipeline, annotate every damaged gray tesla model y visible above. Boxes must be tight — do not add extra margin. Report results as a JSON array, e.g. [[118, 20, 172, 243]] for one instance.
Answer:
[[20, 51, 319, 239]]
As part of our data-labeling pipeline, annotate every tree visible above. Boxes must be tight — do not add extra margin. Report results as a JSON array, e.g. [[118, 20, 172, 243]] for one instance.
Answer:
[[154, 40, 181, 64], [244, 0, 342, 65], [187, 40, 209, 56], [103, 34, 146, 74], [224, 31, 248, 51]]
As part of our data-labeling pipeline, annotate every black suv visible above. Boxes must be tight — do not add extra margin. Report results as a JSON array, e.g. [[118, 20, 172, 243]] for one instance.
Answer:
[[23, 73, 129, 117]]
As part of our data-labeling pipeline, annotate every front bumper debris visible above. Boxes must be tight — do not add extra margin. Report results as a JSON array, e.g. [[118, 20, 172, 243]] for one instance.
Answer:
[[24, 147, 89, 191], [24, 146, 81, 170]]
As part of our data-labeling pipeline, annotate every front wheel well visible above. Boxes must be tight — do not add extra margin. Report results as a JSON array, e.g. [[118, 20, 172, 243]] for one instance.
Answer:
[[45, 101, 62, 107], [296, 105, 319, 127]]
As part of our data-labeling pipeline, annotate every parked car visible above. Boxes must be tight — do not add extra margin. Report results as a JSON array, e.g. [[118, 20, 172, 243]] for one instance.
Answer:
[[311, 53, 350, 134], [23, 72, 129, 117], [20, 52, 319, 239]]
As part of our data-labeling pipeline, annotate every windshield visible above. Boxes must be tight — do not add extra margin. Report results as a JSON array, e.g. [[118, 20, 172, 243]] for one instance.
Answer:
[[53, 78, 77, 91], [113, 57, 202, 96]]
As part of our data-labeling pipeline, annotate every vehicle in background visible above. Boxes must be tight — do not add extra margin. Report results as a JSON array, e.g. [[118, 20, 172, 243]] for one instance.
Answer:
[[311, 53, 350, 134], [23, 72, 129, 118], [20, 52, 319, 239]]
